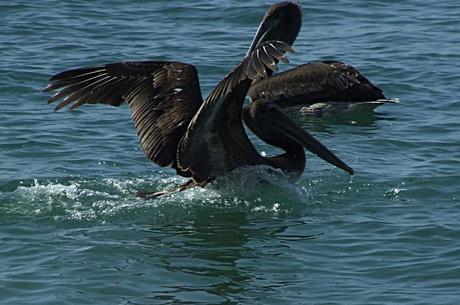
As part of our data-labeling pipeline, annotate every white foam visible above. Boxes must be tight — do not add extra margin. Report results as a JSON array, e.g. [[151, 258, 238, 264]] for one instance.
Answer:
[[7, 168, 310, 222]]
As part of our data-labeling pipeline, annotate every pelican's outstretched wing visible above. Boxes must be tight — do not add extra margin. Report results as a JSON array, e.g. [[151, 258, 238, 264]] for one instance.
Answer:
[[248, 61, 386, 107], [177, 41, 293, 182], [44, 61, 204, 173], [175, 2, 302, 182], [247, 1, 302, 56]]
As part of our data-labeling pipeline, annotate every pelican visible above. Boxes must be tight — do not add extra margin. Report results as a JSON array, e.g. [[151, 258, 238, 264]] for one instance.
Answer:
[[248, 60, 396, 116], [43, 2, 353, 198]]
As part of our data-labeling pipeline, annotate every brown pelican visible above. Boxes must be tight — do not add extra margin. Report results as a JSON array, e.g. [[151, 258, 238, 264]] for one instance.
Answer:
[[43, 2, 353, 198], [248, 60, 396, 116]]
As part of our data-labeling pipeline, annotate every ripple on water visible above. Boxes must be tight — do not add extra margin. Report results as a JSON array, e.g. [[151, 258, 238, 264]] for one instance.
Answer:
[[2, 0, 460, 303]]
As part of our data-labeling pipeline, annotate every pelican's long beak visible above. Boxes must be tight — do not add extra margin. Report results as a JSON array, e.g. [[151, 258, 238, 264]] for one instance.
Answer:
[[267, 106, 354, 175]]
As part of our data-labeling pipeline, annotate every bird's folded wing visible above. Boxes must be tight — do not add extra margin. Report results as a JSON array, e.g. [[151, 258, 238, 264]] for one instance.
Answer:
[[44, 61, 204, 170], [322, 61, 386, 101], [249, 61, 385, 106]]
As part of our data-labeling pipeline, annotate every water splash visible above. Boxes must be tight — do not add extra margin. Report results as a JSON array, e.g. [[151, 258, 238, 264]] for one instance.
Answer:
[[1, 166, 310, 224], [2, 178, 140, 222]]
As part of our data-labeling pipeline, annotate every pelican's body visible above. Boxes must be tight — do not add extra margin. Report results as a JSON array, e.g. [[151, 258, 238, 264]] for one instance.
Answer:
[[249, 60, 396, 116], [44, 2, 353, 197]]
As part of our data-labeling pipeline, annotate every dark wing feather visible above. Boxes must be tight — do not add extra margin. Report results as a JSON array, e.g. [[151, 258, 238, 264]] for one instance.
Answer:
[[247, 2, 301, 56], [248, 61, 386, 107], [177, 41, 292, 182], [44, 61, 204, 173]]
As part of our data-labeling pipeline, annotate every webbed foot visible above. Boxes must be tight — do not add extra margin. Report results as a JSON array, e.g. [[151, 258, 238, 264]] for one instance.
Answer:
[[135, 179, 206, 199]]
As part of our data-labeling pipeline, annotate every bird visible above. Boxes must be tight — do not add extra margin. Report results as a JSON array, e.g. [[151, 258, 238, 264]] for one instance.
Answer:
[[43, 2, 353, 198], [248, 59, 396, 117]]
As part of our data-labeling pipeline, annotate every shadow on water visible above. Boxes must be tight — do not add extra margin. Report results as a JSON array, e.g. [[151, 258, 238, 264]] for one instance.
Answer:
[[137, 210, 318, 303], [284, 105, 399, 131], [140, 211, 254, 302]]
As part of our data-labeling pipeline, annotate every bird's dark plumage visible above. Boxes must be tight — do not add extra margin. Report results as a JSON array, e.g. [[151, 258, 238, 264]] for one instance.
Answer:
[[44, 61, 204, 176], [248, 60, 393, 115], [44, 2, 353, 197]]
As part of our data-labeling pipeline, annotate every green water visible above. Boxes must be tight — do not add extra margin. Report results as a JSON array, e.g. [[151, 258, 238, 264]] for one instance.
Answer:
[[1, 0, 460, 304]]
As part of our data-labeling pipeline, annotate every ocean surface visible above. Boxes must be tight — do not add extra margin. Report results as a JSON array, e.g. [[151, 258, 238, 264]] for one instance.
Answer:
[[1, 0, 460, 304]]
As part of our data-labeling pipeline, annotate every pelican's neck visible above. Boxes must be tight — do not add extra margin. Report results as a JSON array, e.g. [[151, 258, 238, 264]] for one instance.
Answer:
[[264, 141, 306, 181], [243, 101, 307, 180]]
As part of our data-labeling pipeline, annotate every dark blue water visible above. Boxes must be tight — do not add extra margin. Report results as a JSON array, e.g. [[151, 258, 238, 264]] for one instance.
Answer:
[[1, 1, 460, 304]]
